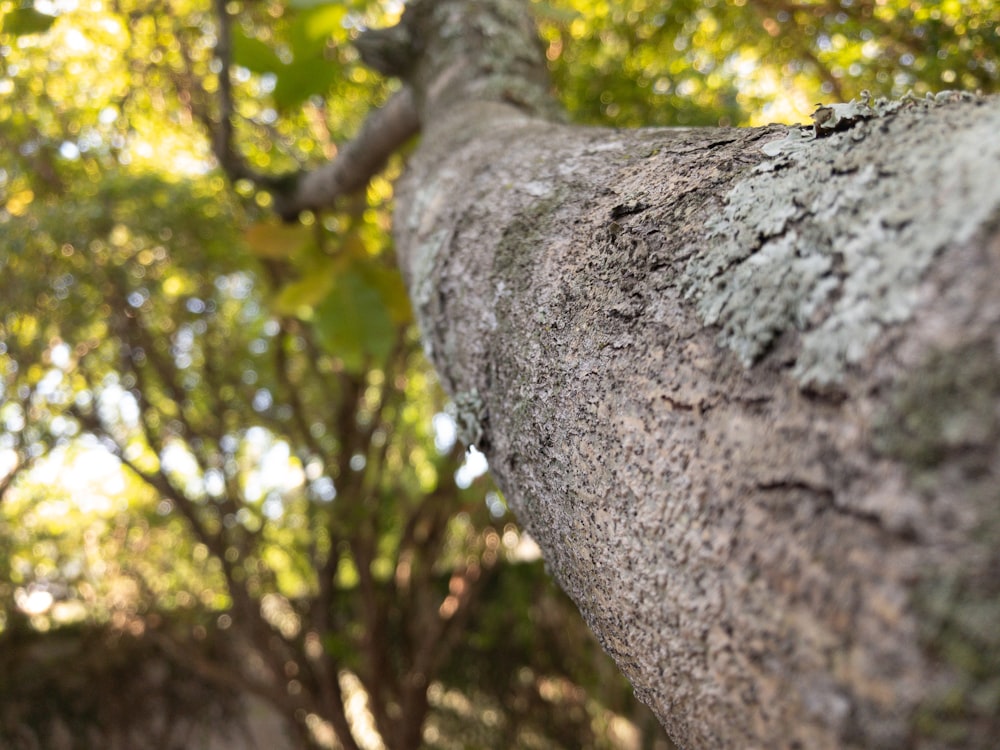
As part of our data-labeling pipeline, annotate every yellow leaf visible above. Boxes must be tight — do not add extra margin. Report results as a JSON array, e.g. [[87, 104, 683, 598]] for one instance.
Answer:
[[244, 222, 311, 259], [271, 268, 336, 316], [341, 231, 368, 259]]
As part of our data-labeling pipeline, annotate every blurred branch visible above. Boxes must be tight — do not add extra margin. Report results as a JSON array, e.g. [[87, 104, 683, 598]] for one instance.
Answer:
[[111, 294, 252, 550], [359, 336, 411, 501], [0, 448, 40, 502], [74, 402, 219, 557], [351, 530, 396, 737], [271, 319, 345, 596], [69, 347, 358, 747], [268, 329, 374, 749], [272, 87, 421, 221], [62, 372, 254, 632], [169, 0, 419, 220], [274, 318, 331, 465], [83, 404, 327, 740], [396, 557, 494, 748], [210, 0, 243, 180], [0, 128, 66, 198], [0, 385, 41, 502], [168, 0, 269, 186]]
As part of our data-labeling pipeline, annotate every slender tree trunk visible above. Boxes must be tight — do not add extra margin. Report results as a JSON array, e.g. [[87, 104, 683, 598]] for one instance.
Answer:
[[286, 1, 1000, 746]]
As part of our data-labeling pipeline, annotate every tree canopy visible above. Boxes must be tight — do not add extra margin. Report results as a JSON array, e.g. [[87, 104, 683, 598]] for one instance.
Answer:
[[1, 0, 997, 747]]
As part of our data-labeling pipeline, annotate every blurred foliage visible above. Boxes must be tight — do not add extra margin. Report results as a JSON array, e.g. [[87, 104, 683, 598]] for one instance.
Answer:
[[538, 0, 1000, 126], [0, 0, 996, 747]]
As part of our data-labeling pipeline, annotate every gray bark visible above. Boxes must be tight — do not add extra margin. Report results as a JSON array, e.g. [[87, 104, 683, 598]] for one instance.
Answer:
[[399, 93, 1000, 748], [303, 1, 1000, 747]]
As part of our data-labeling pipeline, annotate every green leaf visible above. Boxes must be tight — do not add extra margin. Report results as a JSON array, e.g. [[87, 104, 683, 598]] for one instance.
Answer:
[[231, 27, 282, 73], [313, 262, 397, 372], [290, 5, 347, 46], [363, 263, 412, 325], [272, 57, 340, 110], [272, 268, 337, 315], [2, 8, 57, 36]]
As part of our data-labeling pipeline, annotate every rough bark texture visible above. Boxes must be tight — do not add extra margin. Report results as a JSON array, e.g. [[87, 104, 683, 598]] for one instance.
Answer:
[[342, 2, 1000, 747]]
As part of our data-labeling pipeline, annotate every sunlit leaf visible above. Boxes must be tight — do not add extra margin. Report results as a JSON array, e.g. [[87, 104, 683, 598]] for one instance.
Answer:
[[231, 27, 282, 73], [161, 272, 196, 299], [5, 190, 34, 216], [290, 4, 347, 46], [1, 8, 57, 36], [271, 265, 337, 314]]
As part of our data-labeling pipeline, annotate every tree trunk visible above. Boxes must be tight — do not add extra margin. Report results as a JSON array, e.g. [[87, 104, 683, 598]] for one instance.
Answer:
[[295, 1, 1000, 746], [396, 92, 1000, 748]]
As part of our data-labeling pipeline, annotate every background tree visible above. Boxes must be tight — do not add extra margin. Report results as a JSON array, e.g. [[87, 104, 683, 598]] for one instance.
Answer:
[[1, 0, 998, 748], [0, 161, 665, 749]]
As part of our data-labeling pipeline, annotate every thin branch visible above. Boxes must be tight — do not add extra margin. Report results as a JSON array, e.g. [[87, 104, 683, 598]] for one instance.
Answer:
[[350, 531, 395, 738], [168, 1, 267, 186], [275, 318, 330, 463], [65, 394, 253, 626], [210, 0, 260, 182], [358, 336, 411, 502], [297, 536, 370, 750], [273, 87, 421, 220], [0, 384, 43, 502], [0, 447, 42, 502], [175, 0, 416, 218]]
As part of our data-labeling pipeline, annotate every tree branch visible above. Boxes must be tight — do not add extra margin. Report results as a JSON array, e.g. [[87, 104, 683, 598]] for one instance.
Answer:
[[169, 0, 269, 186], [210, 0, 244, 179], [0, 446, 41, 502], [171, 0, 420, 219], [272, 87, 420, 221]]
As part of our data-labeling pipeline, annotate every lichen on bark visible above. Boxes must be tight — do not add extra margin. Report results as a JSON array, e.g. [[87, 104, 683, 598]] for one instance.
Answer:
[[683, 95, 1000, 389]]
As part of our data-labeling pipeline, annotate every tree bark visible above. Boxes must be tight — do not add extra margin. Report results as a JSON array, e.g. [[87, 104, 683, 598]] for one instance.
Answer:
[[296, 2, 1000, 746]]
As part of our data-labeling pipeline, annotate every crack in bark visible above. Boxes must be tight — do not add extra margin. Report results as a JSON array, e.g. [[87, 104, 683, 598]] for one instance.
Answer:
[[756, 479, 890, 532]]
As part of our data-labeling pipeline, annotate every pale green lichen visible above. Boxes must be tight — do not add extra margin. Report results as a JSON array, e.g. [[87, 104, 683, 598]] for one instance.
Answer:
[[762, 90, 982, 156], [682, 94, 1000, 388], [448, 388, 487, 447]]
